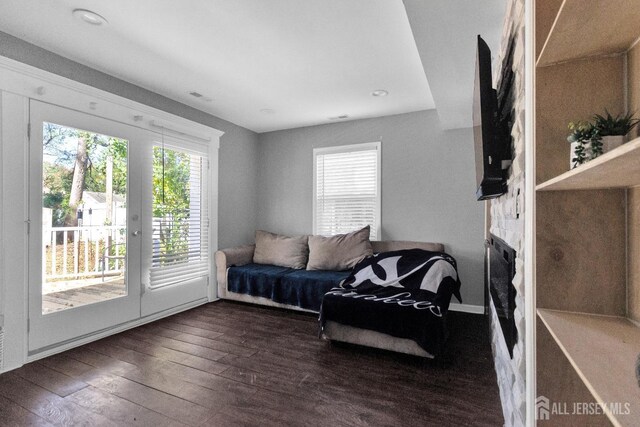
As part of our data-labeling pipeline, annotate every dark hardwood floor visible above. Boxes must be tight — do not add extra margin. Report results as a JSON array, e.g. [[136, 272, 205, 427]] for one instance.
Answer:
[[0, 301, 503, 426]]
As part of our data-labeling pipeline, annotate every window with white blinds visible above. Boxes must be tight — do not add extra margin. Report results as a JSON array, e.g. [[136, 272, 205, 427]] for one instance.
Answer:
[[313, 142, 381, 240], [149, 145, 208, 288]]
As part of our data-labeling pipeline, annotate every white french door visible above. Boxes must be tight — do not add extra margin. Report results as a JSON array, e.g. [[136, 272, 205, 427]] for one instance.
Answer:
[[140, 137, 210, 316], [28, 100, 210, 352], [28, 100, 145, 351]]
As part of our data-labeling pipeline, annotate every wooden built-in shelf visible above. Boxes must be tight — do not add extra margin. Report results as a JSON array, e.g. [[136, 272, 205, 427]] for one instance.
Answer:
[[536, 137, 640, 191], [538, 309, 640, 426], [537, 0, 640, 67]]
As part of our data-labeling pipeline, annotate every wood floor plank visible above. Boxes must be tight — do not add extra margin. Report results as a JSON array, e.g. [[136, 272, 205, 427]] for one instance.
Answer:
[[0, 372, 118, 426], [67, 386, 187, 427], [166, 314, 247, 337], [85, 374, 215, 426], [0, 394, 55, 427], [40, 355, 214, 427], [138, 323, 258, 357], [122, 329, 229, 361], [152, 320, 225, 340], [64, 346, 138, 376], [62, 346, 261, 413], [211, 330, 310, 359], [84, 340, 244, 394], [99, 334, 229, 375], [38, 353, 105, 378], [12, 361, 89, 397]]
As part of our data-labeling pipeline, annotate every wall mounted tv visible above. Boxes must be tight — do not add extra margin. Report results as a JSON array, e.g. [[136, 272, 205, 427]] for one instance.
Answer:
[[473, 35, 513, 200]]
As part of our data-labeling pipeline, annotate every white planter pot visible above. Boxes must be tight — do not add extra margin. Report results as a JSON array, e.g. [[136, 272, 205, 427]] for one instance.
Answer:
[[601, 135, 626, 153], [570, 141, 592, 169]]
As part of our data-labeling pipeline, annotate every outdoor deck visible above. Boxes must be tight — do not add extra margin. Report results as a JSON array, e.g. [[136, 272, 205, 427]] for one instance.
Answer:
[[42, 277, 126, 314]]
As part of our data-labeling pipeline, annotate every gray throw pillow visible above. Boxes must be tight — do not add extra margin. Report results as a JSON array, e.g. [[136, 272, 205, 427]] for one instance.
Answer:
[[253, 230, 309, 269], [307, 226, 373, 271]]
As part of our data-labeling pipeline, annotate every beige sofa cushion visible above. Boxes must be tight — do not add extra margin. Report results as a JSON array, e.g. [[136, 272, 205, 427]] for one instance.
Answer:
[[307, 226, 373, 271], [253, 230, 308, 269]]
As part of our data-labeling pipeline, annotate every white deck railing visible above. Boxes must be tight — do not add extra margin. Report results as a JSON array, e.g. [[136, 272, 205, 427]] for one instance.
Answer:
[[43, 225, 126, 280]]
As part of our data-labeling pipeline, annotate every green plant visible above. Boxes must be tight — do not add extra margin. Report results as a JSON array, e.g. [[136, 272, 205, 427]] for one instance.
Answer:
[[593, 110, 639, 136], [567, 121, 602, 167], [567, 121, 593, 143]]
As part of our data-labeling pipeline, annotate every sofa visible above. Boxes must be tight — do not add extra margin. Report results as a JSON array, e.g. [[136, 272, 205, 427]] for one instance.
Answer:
[[215, 232, 459, 358], [215, 227, 460, 358], [215, 238, 444, 313]]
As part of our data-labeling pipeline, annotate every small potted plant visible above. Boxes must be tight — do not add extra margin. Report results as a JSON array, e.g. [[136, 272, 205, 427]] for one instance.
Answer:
[[567, 121, 601, 169], [593, 110, 639, 153]]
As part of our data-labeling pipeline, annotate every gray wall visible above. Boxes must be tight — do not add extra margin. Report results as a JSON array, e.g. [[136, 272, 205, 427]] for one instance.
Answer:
[[257, 110, 485, 306], [0, 31, 259, 249]]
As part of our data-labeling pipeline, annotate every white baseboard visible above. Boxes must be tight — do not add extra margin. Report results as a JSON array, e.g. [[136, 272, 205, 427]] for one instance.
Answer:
[[449, 302, 485, 315]]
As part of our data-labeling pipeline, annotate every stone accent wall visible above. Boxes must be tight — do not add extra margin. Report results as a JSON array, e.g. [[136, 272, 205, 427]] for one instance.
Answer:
[[489, 0, 526, 426]]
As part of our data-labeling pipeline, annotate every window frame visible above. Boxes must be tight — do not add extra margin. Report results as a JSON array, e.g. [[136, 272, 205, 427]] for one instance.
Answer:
[[312, 141, 381, 240]]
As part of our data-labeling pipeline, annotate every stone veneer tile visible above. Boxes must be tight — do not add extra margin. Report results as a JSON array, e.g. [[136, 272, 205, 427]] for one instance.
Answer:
[[488, 0, 527, 425]]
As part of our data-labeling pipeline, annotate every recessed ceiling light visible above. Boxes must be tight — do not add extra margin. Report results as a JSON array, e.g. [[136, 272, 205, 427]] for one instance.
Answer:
[[371, 90, 389, 97], [329, 115, 349, 120], [73, 9, 108, 26], [188, 92, 213, 102], [260, 108, 276, 115]]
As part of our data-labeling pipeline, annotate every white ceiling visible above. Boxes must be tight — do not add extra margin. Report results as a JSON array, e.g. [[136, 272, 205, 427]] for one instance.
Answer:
[[404, 0, 506, 129], [0, 0, 504, 133]]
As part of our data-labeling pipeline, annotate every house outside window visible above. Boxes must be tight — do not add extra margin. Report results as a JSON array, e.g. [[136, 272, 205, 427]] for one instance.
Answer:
[[313, 142, 381, 240]]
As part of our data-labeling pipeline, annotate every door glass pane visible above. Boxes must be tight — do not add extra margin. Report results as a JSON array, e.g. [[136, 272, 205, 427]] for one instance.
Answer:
[[41, 122, 128, 314], [150, 146, 208, 288]]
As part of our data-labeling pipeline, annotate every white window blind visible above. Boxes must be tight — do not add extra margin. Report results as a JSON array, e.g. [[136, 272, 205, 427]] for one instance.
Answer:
[[149, 144, 208, 288], [313, 142, 380, 240]]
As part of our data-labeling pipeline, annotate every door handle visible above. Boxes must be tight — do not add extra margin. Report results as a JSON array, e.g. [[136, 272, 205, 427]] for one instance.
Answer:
[[131, 230, 141, 236]]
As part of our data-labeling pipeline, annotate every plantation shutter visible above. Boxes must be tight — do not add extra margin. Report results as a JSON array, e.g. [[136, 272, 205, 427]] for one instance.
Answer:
[[149, 143, 208, 288], [314, 142, 380, 240]]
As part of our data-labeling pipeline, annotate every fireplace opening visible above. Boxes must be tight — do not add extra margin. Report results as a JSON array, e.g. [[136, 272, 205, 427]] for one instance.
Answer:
[[489, 234, 517, 358]]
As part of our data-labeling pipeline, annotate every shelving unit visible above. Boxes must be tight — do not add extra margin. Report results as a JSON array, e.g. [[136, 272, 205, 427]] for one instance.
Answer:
[[538, 309, 640, 427], [536, 137, 640, 191], [537, 0, 640, 67], [535, 1, 640, 424]]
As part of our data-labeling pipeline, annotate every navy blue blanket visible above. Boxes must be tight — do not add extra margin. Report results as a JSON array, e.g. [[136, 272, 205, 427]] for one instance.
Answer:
[[227, 263, 350, 311]]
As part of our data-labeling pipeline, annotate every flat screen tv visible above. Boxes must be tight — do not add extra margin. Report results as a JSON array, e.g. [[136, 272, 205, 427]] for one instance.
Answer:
[[473, 35, 511, 200]]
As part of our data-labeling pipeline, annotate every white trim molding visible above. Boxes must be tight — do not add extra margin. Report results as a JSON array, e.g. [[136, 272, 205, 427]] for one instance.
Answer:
[[525, 0, 537, 424], [449, 303, 485, 315], [0, 55, 224, 141]]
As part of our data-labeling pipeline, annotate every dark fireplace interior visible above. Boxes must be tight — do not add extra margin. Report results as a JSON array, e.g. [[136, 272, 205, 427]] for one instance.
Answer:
[[489, 234, 517, 358]]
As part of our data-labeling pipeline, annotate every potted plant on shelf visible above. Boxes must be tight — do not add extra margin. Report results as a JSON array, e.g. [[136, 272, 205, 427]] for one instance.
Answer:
[[593, 110, 639, 153], [567, 121, 601, 169]]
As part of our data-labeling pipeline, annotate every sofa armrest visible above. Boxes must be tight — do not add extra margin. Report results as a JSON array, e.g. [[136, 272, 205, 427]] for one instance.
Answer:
[[214, 244, 255, 298]]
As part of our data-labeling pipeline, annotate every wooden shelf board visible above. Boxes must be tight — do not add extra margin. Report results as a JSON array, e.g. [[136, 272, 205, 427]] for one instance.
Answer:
[[536, 137, 640, 191], [538, 309, 640, 426], [537, 0, 640, 67]]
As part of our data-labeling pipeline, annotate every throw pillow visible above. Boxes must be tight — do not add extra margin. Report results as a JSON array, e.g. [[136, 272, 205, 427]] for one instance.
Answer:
[[307, 226, 373, 271], [253, 230, 309, 269]]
